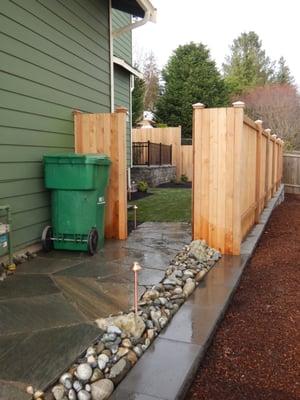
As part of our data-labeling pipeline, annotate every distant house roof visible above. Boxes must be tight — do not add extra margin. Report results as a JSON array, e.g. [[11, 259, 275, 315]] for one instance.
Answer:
[[112, 0, 145, 18]]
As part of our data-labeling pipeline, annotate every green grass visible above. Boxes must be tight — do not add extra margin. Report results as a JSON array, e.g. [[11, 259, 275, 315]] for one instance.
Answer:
[[128, 188, 191, 222]]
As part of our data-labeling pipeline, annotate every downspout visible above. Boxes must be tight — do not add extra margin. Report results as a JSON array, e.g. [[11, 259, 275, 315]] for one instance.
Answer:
[[111, 0, 156, 190], [112, 1, 157, 38]]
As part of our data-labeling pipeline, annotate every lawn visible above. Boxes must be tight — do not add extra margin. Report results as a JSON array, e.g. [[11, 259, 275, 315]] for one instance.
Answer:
[[128, 188, 191, 223]]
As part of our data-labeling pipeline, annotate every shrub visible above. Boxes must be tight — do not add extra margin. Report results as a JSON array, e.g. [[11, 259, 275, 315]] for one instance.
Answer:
[[137, 181, 148, 192], [180, 174, 189, 183]]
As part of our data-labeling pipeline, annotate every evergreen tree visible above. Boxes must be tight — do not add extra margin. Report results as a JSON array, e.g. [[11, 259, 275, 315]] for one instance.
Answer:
[[132, 76, 145, 126], [156, 42, 229, 138], [223, 31, 275, 94], [275, 56, 294, 85]]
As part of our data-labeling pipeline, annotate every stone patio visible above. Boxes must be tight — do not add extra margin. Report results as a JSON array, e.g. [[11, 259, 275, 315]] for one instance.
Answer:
[[0, 222, 191, 399]]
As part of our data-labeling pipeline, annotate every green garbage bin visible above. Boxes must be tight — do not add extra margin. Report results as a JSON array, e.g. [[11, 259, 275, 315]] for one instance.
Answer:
[[42, 153, 111, 254]]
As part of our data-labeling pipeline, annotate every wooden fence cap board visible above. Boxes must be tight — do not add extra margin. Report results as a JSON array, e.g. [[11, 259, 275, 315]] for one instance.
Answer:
[[115, 107, 128, 113], [232, 101, 245, 108]]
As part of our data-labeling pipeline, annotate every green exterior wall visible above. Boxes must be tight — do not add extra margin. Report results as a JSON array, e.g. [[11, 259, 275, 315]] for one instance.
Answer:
[[114, 66, 132, 166], [112, 9, 132, 167], [0, 0, 111, 250], [112, 9, 132, 64]]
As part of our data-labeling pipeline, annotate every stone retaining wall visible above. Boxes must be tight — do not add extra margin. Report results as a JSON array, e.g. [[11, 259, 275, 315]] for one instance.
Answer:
[[131, 165, 176, 187]]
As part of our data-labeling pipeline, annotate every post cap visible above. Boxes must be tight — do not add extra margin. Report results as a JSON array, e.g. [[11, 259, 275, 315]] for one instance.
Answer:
[[132, 261, 142, 272], [115, 106, 128, 114], [255, 119, 263, 126], [192, 103, 205, 109], [272, 134, 277, 139], [133, 205, 138, 209], [232, 101, 245, 108], [72, 109, 82, 115], [265, 128, 271, 135]]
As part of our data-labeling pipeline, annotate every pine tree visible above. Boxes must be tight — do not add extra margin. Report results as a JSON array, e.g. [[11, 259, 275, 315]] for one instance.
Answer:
[[223, 31, 275, 94], [275, 56, 294, 85], [156, 42, 229, 138], [132, 76, 145, 126]]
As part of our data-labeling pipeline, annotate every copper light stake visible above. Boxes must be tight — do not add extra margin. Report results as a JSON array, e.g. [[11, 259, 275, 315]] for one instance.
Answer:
[[132, 261, 142, 316], [133, 205, 138, 229]]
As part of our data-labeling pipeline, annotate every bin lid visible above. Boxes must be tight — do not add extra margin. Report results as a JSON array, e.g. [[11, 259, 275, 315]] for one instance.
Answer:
[[43, 153, 111, 165]]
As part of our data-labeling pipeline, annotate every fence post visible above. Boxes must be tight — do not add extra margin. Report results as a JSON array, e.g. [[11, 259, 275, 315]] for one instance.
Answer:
[[255, 120, 263, 223], [192, 101, 243, 255], [111, 107, 128, 239], [170, 145, 172, 165], [192, 102, 205, 242], [147, 140, 150, 166], [231, 101, 244, 255], [159, 143, 162, 165]]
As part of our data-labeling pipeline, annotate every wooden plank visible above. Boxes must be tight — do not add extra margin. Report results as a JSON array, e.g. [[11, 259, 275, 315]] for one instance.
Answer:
[[232, 103, 243, 254], [208, 108, 218, 248], [216, 108, 227, 252], [181, 145, 193, 181], [254, 121, 262, 223], [192, 104, 204, 240], [224, 108, 235, 254]]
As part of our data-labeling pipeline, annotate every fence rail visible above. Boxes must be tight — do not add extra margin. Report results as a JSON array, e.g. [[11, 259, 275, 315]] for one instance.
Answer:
[[192, 102, 284, 255], [132, 141, 172, 166]]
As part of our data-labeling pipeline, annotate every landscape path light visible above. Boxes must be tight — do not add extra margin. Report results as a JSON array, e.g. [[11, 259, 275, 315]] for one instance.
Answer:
[[132, 261, 142, 316]]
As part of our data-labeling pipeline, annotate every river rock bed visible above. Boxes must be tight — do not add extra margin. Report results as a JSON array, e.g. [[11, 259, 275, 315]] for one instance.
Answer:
[[33, 239, 221, 400]]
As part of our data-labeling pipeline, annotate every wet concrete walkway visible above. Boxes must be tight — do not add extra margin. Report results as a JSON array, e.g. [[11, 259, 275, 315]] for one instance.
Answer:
[[0, 223, 191, 399]]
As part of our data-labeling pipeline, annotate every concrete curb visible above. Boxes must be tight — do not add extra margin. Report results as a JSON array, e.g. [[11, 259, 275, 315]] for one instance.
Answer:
[[110, 185, 284, 400]]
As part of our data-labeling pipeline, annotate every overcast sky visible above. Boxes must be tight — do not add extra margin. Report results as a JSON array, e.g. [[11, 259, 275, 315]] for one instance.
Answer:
[[133, 0, 299, 85]]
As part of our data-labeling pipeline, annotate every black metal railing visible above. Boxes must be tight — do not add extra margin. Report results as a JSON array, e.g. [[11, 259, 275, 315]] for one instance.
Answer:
[[132, 141, 172, 166]]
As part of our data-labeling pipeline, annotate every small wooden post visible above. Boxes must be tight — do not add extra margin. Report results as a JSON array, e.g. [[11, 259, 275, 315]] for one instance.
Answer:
[[159, 143, 162, 165], [192, 102, 205, 242], [111, 107, 128, 240], [147, 140, 151, 166], [255, 120, 263, 223], [132, 262, 142, 316]]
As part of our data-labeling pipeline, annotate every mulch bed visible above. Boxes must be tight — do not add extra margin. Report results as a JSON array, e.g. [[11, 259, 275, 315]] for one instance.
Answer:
[[157, 181, 192, 189], [186, 194, 300, 400], [129, 191, 153, 201]]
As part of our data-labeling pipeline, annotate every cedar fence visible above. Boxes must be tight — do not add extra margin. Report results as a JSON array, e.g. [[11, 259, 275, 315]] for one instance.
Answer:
[[192, 102, 284, 255], [132, 127, 193, 180], [283, 152, 300, 194]]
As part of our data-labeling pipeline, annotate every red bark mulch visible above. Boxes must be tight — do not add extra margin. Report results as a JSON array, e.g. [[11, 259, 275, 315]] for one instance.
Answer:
[[186, 194, 300, 400]]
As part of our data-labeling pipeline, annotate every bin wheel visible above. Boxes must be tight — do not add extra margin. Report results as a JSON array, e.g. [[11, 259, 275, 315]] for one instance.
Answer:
[[42, 225, 53, 252], [88, 228, 98, 256]]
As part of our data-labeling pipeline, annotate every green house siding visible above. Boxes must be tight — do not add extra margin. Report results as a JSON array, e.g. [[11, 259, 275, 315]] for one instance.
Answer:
[[0, 0, 111, 250], [112, 9, 133, 167], [114, 66, 132, 166], [112, 9, 132, 64]]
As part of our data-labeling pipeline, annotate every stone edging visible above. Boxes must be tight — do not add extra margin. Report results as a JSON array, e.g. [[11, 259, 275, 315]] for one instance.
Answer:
[[29, 185, 284, 400]]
